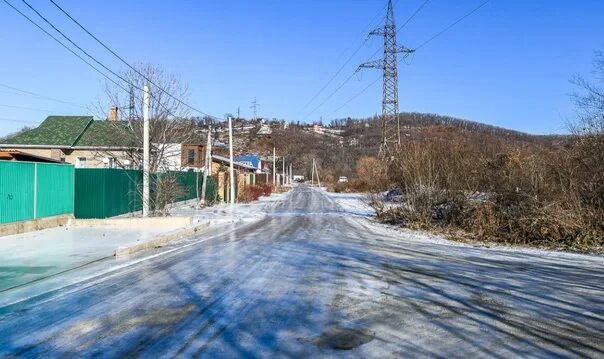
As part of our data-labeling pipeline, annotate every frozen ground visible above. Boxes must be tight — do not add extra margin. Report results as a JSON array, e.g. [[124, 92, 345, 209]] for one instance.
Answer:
[[0, 186, 603, 357], [0, 193, 285, 296], [0, 226, 166, 292]]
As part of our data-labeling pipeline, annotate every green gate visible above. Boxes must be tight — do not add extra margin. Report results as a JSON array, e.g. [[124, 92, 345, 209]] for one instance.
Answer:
[[0, 161, 74, 225]]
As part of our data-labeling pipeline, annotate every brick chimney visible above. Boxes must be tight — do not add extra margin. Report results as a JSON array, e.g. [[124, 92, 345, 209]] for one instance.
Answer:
[[108, 106, 119, 121]]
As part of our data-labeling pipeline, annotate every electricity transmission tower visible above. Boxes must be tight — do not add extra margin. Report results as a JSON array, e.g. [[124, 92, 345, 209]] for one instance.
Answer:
[[250, 97, 260, 121], [358, 0, 414, 154]]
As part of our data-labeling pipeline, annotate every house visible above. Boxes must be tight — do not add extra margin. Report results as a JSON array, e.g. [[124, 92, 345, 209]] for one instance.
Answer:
[[211, 155, 257, 174], [234, 155, 263, 173], [257, 123, 272, 137], [157, 143, 206, 172], [0, 149, 61, 163], [0, 115, 137, 168]]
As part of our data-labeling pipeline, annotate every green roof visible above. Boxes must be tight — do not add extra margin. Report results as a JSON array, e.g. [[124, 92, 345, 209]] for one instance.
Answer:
[[1, 116, 137, 148], [3, 116, 92, 146], [74, 120, 136, 147]]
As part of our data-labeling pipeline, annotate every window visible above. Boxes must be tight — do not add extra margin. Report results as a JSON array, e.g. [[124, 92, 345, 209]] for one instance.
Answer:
[[188, 149, 195, 165], [76, 157, 87, 168]]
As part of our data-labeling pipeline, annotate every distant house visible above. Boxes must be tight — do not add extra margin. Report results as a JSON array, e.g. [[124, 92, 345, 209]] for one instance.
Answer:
[[235, 155, 263, 173], [157, 143, 206, 172], [256, 123, 272, 137], [0, 115, 137, 168], [211, 155, 257, 174]]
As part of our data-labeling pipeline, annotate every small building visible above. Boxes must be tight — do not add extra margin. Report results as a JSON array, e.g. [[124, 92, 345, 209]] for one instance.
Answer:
[[0, 149, 61, 163], [0, 115, 137, 168], [256, 123, 273, 137], [211, 155, 257, 175], [157, 143, 206, 172], [234, 155, 263, 173]]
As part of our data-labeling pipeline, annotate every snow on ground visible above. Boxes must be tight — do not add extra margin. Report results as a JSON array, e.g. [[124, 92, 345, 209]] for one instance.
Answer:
[[0, 192, 286, 301], [325, 189, 604, 262], [325, 191, 375, 218], [0, 226, 167, 292], [0, 186, 602, 357]]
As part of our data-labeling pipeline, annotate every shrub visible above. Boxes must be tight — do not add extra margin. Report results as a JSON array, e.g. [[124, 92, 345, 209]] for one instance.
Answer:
[[238, 185, 264, 203]]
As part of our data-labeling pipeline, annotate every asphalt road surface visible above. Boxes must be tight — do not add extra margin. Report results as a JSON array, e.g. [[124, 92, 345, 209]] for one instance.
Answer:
[[1, 187, 603, 358]]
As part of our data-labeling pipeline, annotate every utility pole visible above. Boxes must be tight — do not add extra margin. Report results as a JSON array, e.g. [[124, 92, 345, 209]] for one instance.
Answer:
[[358, 0, 414, 155], [250, 97, 260, 121], [128, 85, 136, 121], [272, 146, 276, 188], [282, 156, 286, 186], [200, 126, 212, 205], [228, 116, 235, 205], [142, 85, 150, 217], [289, 163, 293, 184], [311, 158, 315, 186]]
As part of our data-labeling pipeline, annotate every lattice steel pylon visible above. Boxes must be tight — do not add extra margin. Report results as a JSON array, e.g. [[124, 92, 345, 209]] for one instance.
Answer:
[[358, 0, 414, 155]]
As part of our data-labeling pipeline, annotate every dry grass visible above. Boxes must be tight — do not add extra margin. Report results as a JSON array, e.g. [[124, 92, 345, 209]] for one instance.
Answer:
[[364, 131, 604, 252]]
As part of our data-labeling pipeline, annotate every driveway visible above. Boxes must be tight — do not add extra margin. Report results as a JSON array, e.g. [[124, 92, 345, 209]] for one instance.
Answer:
[[0, 186, 603, 357]]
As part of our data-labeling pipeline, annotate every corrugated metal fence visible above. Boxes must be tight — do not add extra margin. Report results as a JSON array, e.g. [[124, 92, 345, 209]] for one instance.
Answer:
[[74, 169, 217, 219], [0, 161, 74, 225]]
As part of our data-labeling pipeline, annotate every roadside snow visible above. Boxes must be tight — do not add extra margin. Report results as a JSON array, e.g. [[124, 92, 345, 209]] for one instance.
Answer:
[[326, 189, 603, 262], [326, 192, 375, 218]]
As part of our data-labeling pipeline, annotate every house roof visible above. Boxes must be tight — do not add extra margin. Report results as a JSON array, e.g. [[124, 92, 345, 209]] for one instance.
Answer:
[[1, 115, 136, 149], [74, 120, 136, 147], [2, 116, 92, 147], [212, 155, 257, 171], [0, 150, 61, 163], [235, 155, 261, 169]]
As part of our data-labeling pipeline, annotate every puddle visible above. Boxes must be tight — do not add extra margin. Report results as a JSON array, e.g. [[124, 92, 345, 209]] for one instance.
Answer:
[[311, 327, 375, 350]]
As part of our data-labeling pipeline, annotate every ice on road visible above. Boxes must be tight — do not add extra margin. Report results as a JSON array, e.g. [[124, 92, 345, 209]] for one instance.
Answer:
[[1, 187, 603, 358]]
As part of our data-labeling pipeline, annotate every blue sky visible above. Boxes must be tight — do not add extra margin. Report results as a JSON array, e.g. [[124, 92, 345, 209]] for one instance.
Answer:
[[1, 0, 603, 136]]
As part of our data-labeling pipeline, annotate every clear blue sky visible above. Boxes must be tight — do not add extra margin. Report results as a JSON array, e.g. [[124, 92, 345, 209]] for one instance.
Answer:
[[1, 0, 603, 136]]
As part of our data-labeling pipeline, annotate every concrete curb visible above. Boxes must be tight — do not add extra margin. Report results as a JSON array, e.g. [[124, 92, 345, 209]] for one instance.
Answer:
[[0, 215, 73, 237], [114, 219, 219, 257], [68, 217, 192, 229]]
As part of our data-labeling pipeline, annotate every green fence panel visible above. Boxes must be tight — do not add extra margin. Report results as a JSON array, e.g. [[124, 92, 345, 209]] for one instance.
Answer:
[[35, 163, 74, 219], [74, 169, 142, 219], [0, 161, 35, 224]]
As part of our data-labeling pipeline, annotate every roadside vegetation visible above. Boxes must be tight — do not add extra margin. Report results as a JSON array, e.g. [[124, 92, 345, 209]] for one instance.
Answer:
[[334, 51, 604, 253]]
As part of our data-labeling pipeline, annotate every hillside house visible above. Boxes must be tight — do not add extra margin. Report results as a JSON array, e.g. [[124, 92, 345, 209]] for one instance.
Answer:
[[0, 115, 137, 168]]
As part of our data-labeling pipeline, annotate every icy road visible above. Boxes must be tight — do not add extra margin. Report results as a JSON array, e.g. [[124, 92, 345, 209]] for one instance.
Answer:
[[1, 187, 603, 358]]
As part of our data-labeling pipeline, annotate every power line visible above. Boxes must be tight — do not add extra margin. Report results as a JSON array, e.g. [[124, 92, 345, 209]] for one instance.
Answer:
[[325, 75, 381, 119], [0, 83, 87, 109], [19, 0, 143, 93], [5, 0, 215, 122], [0, 103, 81, 113], [2, 0, 130, 95], [46, 0, 219, 119], [414, 0, 491, 51], [0, 117, 40, 125]]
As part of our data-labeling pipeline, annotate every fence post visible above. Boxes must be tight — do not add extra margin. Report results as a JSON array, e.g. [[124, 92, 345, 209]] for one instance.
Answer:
[[33, 162, 37, 220]]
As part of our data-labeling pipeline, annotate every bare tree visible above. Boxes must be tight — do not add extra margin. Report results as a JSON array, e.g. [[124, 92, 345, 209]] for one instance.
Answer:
[[571, 50, 604, 136], [95, 63, 202, 171], [94, 63, 205, 215]]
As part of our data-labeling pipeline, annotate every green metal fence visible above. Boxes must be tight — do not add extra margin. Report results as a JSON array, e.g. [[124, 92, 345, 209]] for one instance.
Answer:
[[0, 161, 74, 225], [74, 169, 142, 219], [74, 169, 218, 219]]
